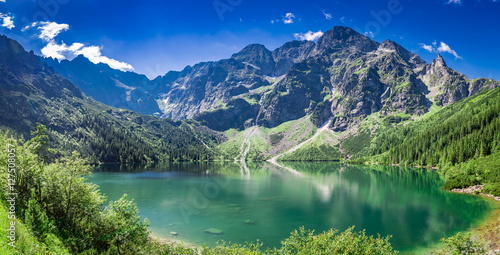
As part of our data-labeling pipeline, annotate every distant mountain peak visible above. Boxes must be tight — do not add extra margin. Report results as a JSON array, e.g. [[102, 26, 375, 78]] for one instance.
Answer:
[[432, 54, 447, 68], [314, 26, 379, 54]]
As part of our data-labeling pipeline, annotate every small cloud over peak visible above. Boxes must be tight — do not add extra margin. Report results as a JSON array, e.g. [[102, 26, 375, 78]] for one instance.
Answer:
[[283, 13, 295, 24], [364, 31, 375, 38], [294, 30, 323, 41], [419, 41, 462, 59], [437, 42, 462, 59], [322, 10, 332, 20], [24, 21, 69, 42], [26, 20, 134, 71], [0, 13, 14, 30]]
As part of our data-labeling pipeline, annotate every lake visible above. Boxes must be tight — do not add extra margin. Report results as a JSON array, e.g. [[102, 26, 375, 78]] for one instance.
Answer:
[[90, 161, 493, 253]]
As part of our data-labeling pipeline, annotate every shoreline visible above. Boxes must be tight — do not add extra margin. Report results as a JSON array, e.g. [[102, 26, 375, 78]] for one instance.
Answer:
[[149, 232, 200, 250], [449, 187, 500, 253]]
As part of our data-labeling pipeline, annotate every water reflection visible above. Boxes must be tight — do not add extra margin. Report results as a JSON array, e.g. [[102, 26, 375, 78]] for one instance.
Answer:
[[91, 162, 493, 252]]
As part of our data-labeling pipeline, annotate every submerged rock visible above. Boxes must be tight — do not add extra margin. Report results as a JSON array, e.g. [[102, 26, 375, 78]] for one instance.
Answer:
[[244, 219, 256, 225], [204, 228, 223, 235]]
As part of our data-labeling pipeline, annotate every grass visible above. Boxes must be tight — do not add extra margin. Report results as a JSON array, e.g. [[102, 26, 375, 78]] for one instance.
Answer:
[[354, 67, 369, 75]]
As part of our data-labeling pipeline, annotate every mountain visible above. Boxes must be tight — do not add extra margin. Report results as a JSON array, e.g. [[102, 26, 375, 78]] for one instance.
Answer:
[[43, 55, 164, 116], [149, 26, 500, 131], [0, 34, 222, 162], [42, 26, 498, 134]]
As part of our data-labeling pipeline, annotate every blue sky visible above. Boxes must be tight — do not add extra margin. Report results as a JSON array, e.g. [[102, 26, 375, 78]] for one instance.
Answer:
[[0, 0, 499, 80]]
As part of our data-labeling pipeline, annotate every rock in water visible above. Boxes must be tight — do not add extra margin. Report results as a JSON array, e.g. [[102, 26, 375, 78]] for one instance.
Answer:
[[204, 228, 223, 235], [244, 219, 256, 225], [170, 232, 178, 236]]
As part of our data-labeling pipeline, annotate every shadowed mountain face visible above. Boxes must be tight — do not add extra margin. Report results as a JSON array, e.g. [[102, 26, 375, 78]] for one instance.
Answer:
[[43, 55, 164, 116], [42, 26, 499, 132], [0, 34, 221, 162]]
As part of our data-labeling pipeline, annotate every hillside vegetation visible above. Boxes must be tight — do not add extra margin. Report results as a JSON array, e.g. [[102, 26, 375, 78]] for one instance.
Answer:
[[0, 126, 404, 254], [349, 87, 500, 196]]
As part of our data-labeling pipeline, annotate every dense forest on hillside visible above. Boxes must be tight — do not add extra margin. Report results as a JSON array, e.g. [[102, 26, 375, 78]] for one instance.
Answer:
[[349, 87, 500, 196], [0, 34, 223, 163]]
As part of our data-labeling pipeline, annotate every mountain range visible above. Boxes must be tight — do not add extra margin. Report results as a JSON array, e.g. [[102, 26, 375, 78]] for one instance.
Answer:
[[1, 26, 499, 162], [0, 34, 221, 163], [42, 26, 499, 134]]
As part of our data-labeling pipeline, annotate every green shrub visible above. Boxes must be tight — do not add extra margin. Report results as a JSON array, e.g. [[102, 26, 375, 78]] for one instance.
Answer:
[[432, 232, 486, 255], [443, 174, 481, 190], [269, 226, 397, 255]]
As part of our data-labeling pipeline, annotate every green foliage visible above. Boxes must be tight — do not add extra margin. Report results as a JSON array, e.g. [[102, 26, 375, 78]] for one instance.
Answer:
[[0, 127, 151, 254], [280, 144, 342, 161], [341, 130, 372, 157], [382, 114, 410, 126], [432, 232, 486, 255], [270, 133, 284, 145], [362, 87, 500, 196], [271, 226, 397, 255], [443, 174, 481, 190]]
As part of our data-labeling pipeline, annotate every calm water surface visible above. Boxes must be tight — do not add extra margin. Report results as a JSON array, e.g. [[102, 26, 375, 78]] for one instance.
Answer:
[[90, 162, 493, 253]]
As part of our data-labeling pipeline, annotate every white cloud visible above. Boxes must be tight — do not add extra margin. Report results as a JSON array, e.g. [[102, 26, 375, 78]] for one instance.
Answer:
[[75, 45, 134, 71], [447, 0, 461, 4], [41, 41, 134, 71], [420, 43, 434, 52], [322, 10, 332, 20], [28, 20, 134, 71], [22, 21, 70, 41], [364, 31, 375, 38], [41, 41, 83, 60], [0, 13, 14, 30], [0, 0, 6, 2], [283, 13, 295, 24], [293, 30, 324, 41], [39, 21, 69, 41], [437, 42, 462, 59], [340, 16, 345, 23], [419, 41, 462, 59]]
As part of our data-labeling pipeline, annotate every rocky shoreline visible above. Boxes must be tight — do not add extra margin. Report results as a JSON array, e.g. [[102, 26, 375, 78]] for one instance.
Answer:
[[451, 184, 500, 201]]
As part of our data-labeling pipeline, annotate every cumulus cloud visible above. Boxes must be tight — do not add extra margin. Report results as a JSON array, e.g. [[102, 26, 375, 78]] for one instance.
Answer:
[[322, 10, 332, 20], [340, 16, 345, 23], [293, 30, 324, 41], [420, 43, 434, 52], [26, 21, 70, 41], [0, 0, 6, 2], [283, 13, 295, 24], [74, 46, 134, 71], [0, 13, 14, 30], [437, 42, 462, 59], [41, 42, 134, 71], [419, 41, 462, 59], [447, 0, 461, 4], [41, 41, 83, 60], [27, 20, 134, 71]]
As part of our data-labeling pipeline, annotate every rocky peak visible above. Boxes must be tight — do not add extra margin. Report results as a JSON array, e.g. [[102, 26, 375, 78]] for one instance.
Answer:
[[231, 44, 275, 74], [377, 39, 427, 69], [272, 40, 315, 76], [432, 54, 447, 68], [313, 26, 379, 55]]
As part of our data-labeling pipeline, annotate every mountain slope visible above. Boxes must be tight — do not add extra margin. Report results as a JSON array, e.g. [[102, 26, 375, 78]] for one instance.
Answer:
[[0, 34, 222, 162], [43, 55, 163, 116], [42, 26, 499, 135], [354, 86, 500, 196], [153, 26, 499, 132]]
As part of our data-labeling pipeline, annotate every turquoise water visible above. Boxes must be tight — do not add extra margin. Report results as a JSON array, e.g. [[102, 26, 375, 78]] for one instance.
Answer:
[[90, 162, 493, 252]]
